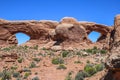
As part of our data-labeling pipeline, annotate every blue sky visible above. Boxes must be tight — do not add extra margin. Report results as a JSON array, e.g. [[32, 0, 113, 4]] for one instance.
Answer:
[[0, 0, 120, 44]]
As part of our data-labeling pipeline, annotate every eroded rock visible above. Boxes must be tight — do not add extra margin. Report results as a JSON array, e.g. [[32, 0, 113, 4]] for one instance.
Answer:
[[0, 17, 114, 49], [103, 14, 120, 80]]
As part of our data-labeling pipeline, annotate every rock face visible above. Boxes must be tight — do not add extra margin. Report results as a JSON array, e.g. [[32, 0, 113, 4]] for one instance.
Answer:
[[114, 15, 120, 42], [54, 23, 87, 42], [0, 20, 58, 45], [0, 16, 114, 49], [102, 15, 120, 80]]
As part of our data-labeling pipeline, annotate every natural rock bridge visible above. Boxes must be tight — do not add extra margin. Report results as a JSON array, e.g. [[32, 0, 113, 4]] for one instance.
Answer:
[[0, 17, 114, 49]]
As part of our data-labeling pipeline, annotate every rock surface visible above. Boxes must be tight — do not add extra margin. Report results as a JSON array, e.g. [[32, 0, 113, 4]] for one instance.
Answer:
[[102, 14, 120, 80], [0, 17, 114, 49]]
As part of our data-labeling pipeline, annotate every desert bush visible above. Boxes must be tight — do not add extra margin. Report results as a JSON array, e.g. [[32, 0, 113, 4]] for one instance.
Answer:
[[86, 60, 90, 63], [93, 46, 97, 50], [75, 71, 90, 80], [75, 74, 84, 80], [65, 72, 72, 80], [24, 72, 31, 79], [38, 53, 46, 57], [76, 51, 81, 55], [13, 72, 20, 78], [23, 45, 29, 50], [84, 46, 99, 54], [85, 49, 92, 54], [23, 68, 31, 72], [52, 57, 64, 65], [17, 57, 23, 63], [74, 61, 82, 64], [92, 49, 98, 54], [100, 50, 107, 54], [61, 50, 69, 58], [32, 76, 40, 80], [75, 63, 104, 80], [57, 64, 67, 70], [33, 58, 41, 63], [95, 63, 104, 71], [84, 64, 96, 76], [42, 47, 47, 50], [2, 47, 11, 52], [29, 62, 36, 68], [33, 45, 38, 50], [1, 69, 12, 80], [16, 78, 22, 80], [0, 72, 3, 77], [65, 75, 72, 80], [11, 66, 18, 70]]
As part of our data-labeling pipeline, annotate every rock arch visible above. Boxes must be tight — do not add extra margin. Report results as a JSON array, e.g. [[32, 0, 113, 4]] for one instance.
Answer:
[[0, 20, 58, 45], [80, 22, 113, 43], [0, 17, 113, 49]]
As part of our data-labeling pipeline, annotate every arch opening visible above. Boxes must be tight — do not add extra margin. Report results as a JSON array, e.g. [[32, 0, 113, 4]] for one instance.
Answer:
[[88, 31, 100, 43], [15, 32, 30, 45]]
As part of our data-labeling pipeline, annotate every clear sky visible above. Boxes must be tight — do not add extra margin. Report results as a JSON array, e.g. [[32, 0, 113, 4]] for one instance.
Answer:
[[0, 0, 120, 44]]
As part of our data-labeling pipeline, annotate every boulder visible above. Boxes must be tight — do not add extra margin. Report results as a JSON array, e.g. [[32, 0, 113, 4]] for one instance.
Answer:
[[54, 23, 87, 42]]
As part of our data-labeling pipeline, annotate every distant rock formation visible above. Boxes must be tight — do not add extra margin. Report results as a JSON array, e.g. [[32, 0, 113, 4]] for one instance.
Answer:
[[0, 16, 115, 49]]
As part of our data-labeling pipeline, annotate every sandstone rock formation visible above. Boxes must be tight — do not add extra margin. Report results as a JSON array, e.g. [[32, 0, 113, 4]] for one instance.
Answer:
[[102, 15, 120, 80], [0, 20, 58, 45], [0, 16, 114, 49], [114, 15, 120, 42]]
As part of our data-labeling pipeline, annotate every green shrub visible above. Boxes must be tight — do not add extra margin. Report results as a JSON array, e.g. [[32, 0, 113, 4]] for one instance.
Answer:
[[17, 57, 23, 63], [57, 64, 67, 70], [13, 72, 20, 78], [16, 78, 22, 80], [24, 45, 29, 50], [52, 58, 64, 65], [11, 66, 18, 70], [86, 60, 90, 63], [29, 62, 36, 68], [100, 50, 107, 54], [75, 71, 86, 80], [84, 46, 99, 54], [75, 71, 90, 80], [84, 64, 96, 76], [74, 61, 82, 64], [23, 68, 31, 72], [76, 51, 81, 55], [32, 76, 40, 80], [85, 49, 92, 54], [33, 58, 41, 63], [95, 64, 104, 71], [33, 45, 38, 50], [24, 72, 31, 79], [93, 46, 97, 50], [92, 49, 98, 54], [2, 47, 11, 52], [42, 47, 47, 50], [0, 72, 3, 77], [61, 50, 69, 58], [1, 69, 12, 80], [65, 75, 72, 80]]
